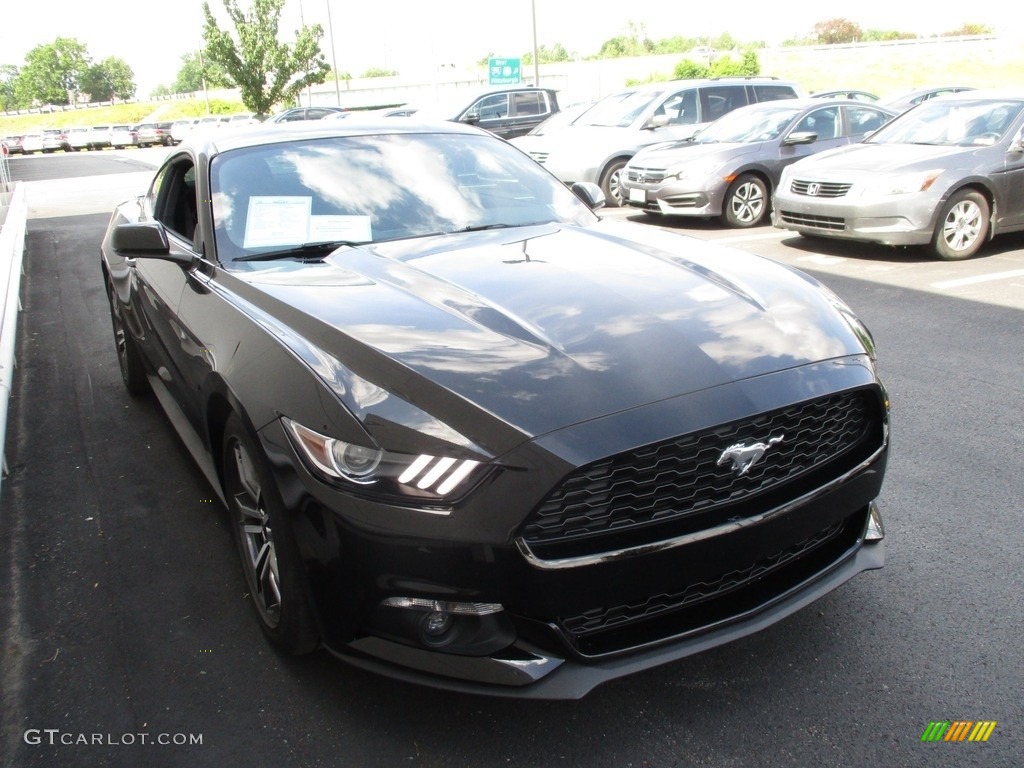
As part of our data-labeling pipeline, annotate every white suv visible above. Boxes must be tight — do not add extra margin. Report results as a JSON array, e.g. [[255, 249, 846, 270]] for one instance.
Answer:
[[511, 77, 801, 205]]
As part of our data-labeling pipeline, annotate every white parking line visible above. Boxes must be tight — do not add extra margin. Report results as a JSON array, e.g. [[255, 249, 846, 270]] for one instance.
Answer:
[[796, 254, 848, 266], [931, 269, 1024, 289], [714, 230, 790, 244]]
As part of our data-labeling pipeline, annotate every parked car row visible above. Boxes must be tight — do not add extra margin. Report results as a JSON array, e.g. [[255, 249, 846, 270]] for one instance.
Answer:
[[607, 85, 1023, 261]]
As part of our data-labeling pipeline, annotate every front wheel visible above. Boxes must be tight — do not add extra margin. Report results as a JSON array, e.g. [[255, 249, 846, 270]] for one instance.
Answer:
[[222, 414, 320, 655], [600, 159, 628, 207], [722, 174, 768, 228], [105, 277, 149, 396], [933, 189, 989, 261]]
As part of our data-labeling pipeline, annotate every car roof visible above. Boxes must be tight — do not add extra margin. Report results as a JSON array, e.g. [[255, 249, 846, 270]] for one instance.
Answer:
[[189, 117, 490, 156], [614, 77, 796, 95]]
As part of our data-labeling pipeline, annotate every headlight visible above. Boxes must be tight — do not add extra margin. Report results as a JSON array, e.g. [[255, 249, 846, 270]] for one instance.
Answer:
[[283, 418, 485, 506], [863, 170, 942, 197]]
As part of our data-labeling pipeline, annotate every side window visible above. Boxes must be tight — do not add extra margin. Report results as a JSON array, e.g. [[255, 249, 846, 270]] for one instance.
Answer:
[[306, 108, 334, 120], [153, 159, 198, 245], [281, 109, 306, 122], [512, 91, 546, 116], [469, 94, 510, 120], [700, 86, 748, 122], [752, 85, 798, 103], [846, 106, 890, 136], [656, 89, 699, 125], [793, 107, 840, 139]]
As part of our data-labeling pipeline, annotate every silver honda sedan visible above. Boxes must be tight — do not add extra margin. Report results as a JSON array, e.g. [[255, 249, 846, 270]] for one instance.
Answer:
[[773, 89, 1024, 260]]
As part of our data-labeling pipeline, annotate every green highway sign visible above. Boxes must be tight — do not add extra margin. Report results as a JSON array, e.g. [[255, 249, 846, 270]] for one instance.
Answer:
[[488, 58, 521, 85]]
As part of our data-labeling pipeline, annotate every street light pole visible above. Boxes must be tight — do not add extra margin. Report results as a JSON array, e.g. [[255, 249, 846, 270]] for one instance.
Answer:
[[531, 0, 539, 86], [325, 0, 341, 105]]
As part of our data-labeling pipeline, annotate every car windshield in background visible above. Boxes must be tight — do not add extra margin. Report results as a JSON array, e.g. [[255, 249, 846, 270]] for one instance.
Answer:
[[695, 103, 804, 143], [574, 90, 660, 128], [210, 132, 596, 263], [866, 98, 1024, 147]]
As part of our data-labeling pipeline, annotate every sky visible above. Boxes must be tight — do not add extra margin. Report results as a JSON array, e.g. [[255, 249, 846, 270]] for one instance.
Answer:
[[0, 1, 1007, 97]]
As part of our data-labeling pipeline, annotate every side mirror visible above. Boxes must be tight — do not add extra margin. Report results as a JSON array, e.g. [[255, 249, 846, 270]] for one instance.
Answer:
[[111, 221, 192, 265], [462, 111, 481, 125], [783, 131, 818, 146], [570, 182, 605, 210], [1010, 129, 1024, 153], [645, 114, 670, 130]]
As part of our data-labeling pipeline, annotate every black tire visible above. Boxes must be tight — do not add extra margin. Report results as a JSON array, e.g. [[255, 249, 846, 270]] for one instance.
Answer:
[[105, 277, 149, 396], [600, 159, 629, 207], [932, 189, 989, 261], [222, 413, 320, 655], [722, 173, 769, 228]]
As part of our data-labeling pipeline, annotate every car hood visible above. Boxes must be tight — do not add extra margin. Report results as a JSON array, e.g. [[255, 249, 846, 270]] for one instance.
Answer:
[[630, 141, 757, 169], [787, 141, 980, 176], [238, 221, 868, 443]]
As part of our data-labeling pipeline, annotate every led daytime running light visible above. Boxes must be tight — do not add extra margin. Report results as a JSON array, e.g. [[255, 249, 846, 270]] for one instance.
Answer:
[[381, 597, 504, 616]]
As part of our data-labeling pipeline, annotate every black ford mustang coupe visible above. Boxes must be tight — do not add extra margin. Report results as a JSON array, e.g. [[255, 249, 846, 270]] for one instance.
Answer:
[[101, 120, 888, 699]]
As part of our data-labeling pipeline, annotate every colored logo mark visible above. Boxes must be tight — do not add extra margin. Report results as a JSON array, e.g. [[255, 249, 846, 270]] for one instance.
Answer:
[[921, 721, 997, 742]]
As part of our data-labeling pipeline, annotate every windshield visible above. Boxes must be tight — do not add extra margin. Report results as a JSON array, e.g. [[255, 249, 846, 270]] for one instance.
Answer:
[[210, 132, 597, 264], [867, 99, 1024, 147], [696, 104, 803, 143], [575, 90, 661, 128]]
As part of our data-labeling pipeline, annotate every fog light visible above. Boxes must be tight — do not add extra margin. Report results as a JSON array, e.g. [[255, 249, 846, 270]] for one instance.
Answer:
[[423, 610, 453, 636], [377, 597, 514, 654], [865, 501, 885, 541]]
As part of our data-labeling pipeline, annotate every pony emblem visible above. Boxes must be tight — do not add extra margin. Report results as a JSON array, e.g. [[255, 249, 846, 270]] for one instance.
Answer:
[[717, 435, 785, 476]]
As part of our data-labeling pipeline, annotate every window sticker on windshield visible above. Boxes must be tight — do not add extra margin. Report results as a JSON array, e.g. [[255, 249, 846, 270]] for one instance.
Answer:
[[244, 196, 312, 248], [310, 215, 372, 242]]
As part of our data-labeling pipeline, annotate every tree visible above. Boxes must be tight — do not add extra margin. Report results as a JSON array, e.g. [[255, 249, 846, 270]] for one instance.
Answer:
[[813, 18, 864, 45], [710, 50, 760, 77], [522, 43, 572, 65], [943, 23, 993, 37], [174, 51, 233, 94], [202, 0, 330, 118], [596, 22, 655, 59], [17, 37, 90, 105], [80, 57, 136, 102], [0, 65, 20, 112]]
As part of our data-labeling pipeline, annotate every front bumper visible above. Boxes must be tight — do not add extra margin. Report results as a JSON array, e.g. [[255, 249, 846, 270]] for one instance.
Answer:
[[328, 501, 884, 700], [773, 190, 940, 246], [259, 361, 889, 699], [622, 178, 725, 218]]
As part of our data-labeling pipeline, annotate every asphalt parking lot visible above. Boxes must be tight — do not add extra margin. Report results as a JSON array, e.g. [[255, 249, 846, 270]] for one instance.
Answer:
[[1, 149, 1021, 768]]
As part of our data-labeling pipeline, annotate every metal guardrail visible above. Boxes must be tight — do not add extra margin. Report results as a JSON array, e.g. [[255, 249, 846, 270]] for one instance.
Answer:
[[0, 180, 27, 486]]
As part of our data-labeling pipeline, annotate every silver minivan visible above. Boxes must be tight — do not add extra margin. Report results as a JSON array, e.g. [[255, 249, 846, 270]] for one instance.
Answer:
[[511, 78, 801, 205]]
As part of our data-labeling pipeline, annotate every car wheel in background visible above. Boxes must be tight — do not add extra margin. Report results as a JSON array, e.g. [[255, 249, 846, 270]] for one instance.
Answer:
[[722, 174, 768, 228], [223, 413, 320, 655], [933, 188, 989, 260], [601, 159, 628, 207]]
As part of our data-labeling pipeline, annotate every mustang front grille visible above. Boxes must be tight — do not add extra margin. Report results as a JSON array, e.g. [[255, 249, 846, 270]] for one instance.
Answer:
[[520, 389, 881, 555]]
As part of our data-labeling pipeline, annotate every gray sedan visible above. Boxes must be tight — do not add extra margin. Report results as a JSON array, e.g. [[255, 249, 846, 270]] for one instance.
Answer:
[[774, 90, 1024, 260], [620, 99, 896, 227]]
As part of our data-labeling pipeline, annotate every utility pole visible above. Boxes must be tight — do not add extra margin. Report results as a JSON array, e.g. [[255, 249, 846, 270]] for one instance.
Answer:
[[531, 0, 539, 87], [325, 0, 341, 105]]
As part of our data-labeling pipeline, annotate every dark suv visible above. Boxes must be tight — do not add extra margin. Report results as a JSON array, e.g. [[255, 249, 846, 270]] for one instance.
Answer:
[[416, 87, 560, 139]]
